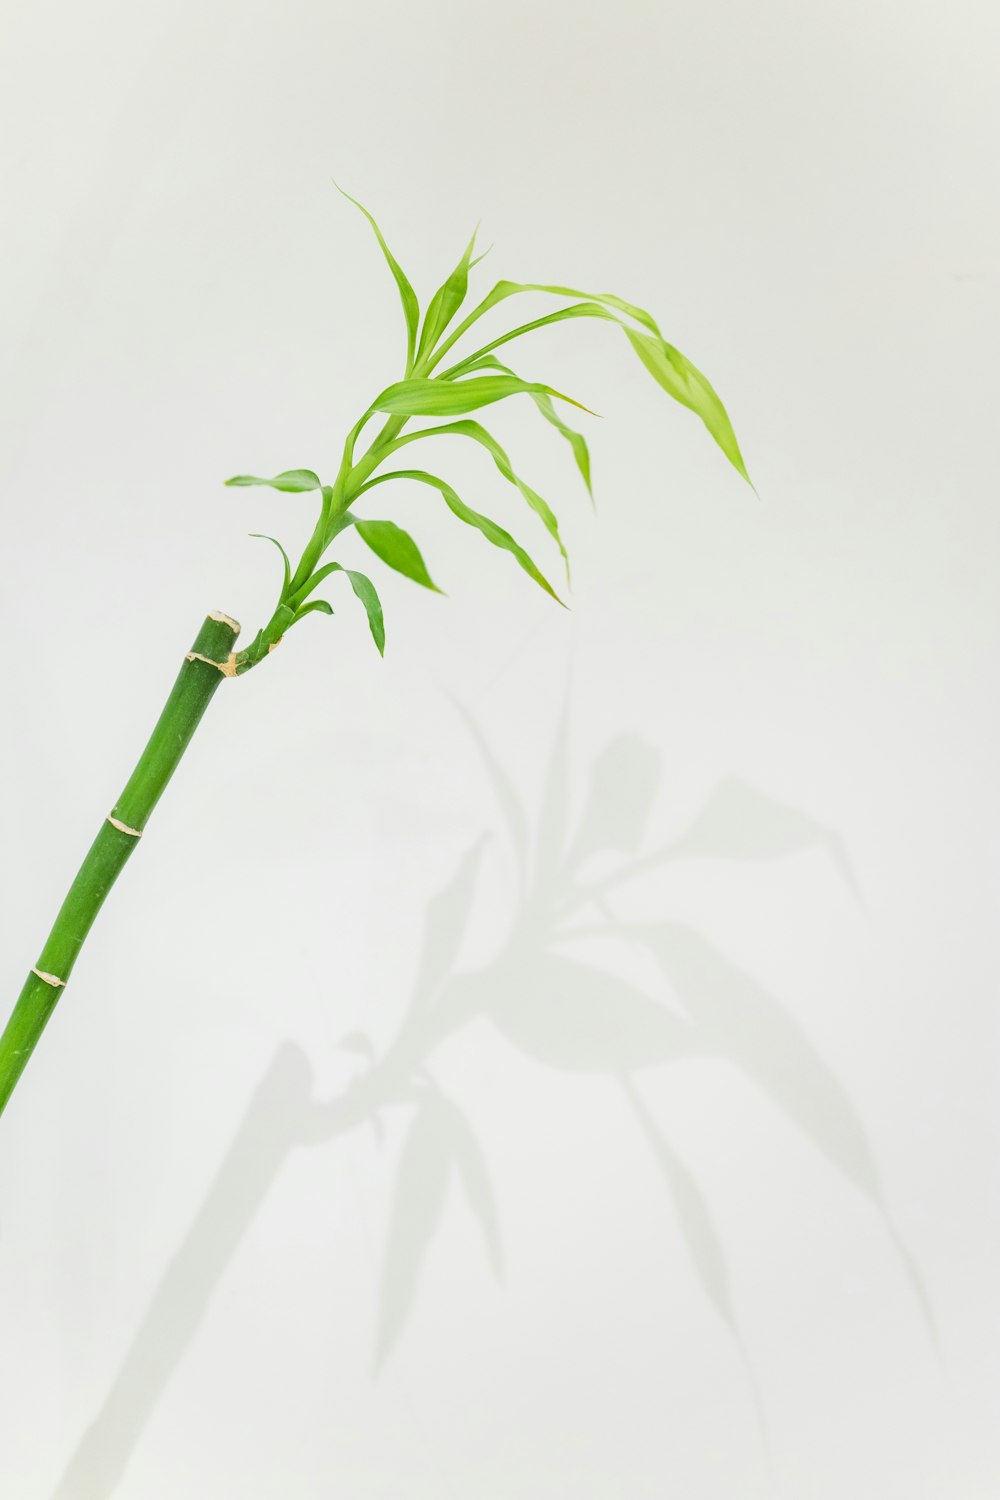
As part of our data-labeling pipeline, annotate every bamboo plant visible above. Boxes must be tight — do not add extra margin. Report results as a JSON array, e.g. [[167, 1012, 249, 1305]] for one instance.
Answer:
[[0, 190, 749, 1122]]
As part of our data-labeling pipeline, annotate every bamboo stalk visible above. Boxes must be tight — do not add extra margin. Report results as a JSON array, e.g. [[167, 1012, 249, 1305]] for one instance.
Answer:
[[0, 195, 748, 1128], [0, 612, 240, 1118]]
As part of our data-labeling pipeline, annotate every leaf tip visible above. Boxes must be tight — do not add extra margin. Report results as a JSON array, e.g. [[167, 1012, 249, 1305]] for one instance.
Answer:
[[551, 387, 601, 418]]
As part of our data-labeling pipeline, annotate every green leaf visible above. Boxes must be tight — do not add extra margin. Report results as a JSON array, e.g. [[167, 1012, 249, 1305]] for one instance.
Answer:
[[479, 279, 663, 336], [335, 182, 420, 374], [294, 559, 386, 653], [426, 278, 750, 484], [227, 469, 321, 495], [249, 532, 291, 596], [292, 559, 341, 599], [532, 390, 593, 500], [459, 355, 593, 500], [225, 469, 322, 493], [355, 518, 443, 593], [344, 568, 385, 655], [415, 228, 479, 366], [356, 468, 562, 604], [295, 597, 334, 619], [622, 328, 750, 482], [389, 419, 570, 582], [429, 278, 661, 369], [372, 375, 589, 418], [440, 300, 618, 379]]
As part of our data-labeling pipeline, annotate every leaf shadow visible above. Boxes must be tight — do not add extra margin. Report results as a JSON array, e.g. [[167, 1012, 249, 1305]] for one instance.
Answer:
[[48, 686, 936, 1498]]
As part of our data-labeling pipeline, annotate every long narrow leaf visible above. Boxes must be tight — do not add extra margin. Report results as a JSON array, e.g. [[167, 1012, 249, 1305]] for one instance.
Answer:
[[298, 560, 385, 653], [249, 532, 292, 596], [440, 301, 618, 379], [623, 328, 750, 482], [356, 468, 562, 603], [335, 183, 420, 373], [415, 229, 479, 367], [458, 355, 593, 500], [388, 419, 570, 581], [373, 375, 589, 418], [428, 278, 749, 483], [225, 469, 322, 493], [430, 278, 662, 368]]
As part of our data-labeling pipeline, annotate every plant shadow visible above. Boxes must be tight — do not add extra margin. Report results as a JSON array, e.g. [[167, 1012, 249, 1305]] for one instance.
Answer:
[[50, 692, 936, 1498]]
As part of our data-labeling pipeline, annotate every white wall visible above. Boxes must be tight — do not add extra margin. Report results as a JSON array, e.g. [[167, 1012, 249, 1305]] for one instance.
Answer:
[[1, 0, 997, 1495]]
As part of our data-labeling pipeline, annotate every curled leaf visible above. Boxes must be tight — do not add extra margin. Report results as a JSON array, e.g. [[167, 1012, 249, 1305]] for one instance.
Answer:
[[296, 560, 386, 653], [429, 278, 749, 483], [249, 533, 292, 597], [357, 468, 562, 604], [389, 419, 570, 581], [335, 183, 420, 374], [623, 328, 750, 483], [460, 354, 593, 500], [440, 300, 618, 380]]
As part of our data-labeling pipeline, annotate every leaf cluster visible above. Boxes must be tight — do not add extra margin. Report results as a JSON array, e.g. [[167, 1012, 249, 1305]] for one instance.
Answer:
[[226, 188, 750, 664]]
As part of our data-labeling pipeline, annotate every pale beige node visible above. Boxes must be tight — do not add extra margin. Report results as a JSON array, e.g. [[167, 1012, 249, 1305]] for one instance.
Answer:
[[107, 815, 143, 837], [209, 610, 241, 633], [31, 968, 66, 989], [185, 651, 238, 678]]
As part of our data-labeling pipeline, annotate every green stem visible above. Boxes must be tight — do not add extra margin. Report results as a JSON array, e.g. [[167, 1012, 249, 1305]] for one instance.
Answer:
[[285, 412, 410, 606], [0, 611, 242, 1121]]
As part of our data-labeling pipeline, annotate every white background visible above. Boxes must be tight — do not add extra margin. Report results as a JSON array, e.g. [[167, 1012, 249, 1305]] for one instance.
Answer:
[[1, 1, 998, 1495]]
